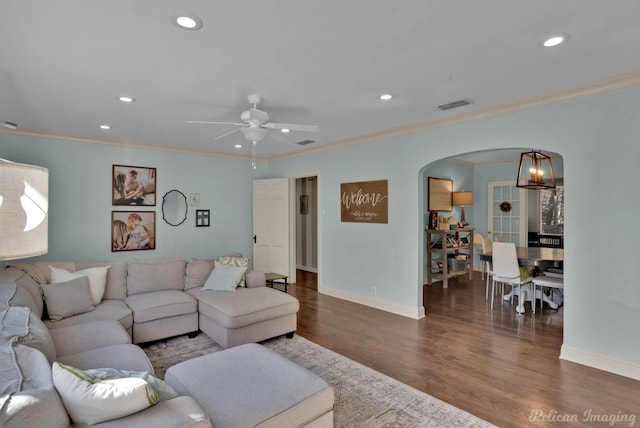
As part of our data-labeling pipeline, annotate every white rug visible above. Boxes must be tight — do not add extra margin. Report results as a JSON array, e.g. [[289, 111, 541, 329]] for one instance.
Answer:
[[143, 333, 495, 428]]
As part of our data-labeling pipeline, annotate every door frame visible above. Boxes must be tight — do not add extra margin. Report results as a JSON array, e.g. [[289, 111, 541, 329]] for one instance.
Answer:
[[288, 171, 320, 287]]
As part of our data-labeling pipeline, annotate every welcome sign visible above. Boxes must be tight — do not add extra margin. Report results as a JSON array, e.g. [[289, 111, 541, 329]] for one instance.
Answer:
[[340, 179, 388, 223]]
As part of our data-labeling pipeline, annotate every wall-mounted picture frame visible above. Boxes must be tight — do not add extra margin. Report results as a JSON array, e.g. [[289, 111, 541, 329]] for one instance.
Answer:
[[300, 194, 309, 215], [189, 193, 200, 206], [196, 209, 210, 227], [111, 211, 156, 252], [113, 165, 157, 206], [428, 177, 453, 212]]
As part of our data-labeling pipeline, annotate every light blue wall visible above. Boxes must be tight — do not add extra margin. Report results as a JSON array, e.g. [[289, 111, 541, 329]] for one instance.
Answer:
[[2, 84, 639, 374], [0, 134, 268, 263]]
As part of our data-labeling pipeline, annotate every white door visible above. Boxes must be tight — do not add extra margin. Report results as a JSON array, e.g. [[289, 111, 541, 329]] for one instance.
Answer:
[[253, 178, 290, 275], [488, 180, 526, 246]]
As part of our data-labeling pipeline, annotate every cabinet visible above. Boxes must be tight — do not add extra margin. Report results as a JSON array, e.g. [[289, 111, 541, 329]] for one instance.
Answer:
[[426, 228, 474, 288]]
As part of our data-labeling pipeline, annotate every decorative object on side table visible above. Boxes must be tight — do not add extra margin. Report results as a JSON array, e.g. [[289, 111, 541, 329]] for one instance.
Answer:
[[196, 209, 210, 227], [452, 191, 473, 226]]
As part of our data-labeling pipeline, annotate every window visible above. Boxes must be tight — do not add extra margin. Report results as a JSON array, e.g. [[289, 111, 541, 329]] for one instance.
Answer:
[[540, 184, 564, 234]]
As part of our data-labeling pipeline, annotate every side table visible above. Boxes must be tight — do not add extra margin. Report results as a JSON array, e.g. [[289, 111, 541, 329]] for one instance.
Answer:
[[265, 272, 288, 293]]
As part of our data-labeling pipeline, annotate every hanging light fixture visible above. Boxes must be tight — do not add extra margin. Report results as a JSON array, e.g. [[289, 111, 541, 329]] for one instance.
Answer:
[[516, 150, 556, 190]]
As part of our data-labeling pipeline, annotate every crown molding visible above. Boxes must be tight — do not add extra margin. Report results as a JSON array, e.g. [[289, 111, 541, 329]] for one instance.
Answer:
[[272, 71, 640, 162]]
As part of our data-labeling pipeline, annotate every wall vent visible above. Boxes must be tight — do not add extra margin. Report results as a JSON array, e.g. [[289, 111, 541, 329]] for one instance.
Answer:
[[438, 99, 471, 111], [296, 140, 316, 146]]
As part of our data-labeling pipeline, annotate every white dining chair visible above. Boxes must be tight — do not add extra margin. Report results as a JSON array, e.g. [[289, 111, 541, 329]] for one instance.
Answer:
[[474, 234, 494, 300], [532, 275, 564, 312], [490, 242, 532, 314]]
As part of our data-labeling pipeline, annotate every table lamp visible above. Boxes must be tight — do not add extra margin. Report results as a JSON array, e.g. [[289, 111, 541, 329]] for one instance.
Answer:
[[0, 159, 49, 265], [452, 191, 473, 227]]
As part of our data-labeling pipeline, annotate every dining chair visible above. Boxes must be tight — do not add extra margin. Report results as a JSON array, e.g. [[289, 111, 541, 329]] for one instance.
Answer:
[[532, 275, 564, 312], [474, 234, 493, 300], [490, 242, 532, 314]]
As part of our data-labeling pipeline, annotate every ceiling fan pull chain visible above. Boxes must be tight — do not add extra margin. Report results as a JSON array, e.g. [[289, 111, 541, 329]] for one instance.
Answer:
[[251, 140, 257, 169]]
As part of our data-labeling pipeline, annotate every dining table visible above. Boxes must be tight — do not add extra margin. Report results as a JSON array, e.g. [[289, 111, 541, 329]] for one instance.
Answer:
[[478, 246, 564, 313]]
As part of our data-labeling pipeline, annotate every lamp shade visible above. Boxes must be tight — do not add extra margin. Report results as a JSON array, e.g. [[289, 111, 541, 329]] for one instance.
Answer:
[[0, 159, 49, 261], [452, 191, 473, 206]]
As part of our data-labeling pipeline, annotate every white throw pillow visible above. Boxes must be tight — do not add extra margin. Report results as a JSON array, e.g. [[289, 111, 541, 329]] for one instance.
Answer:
[[49, 265, 110, 305], [52, 362, 158, 425], [202, 263, 248, 292], [216, 257, 249, 287]]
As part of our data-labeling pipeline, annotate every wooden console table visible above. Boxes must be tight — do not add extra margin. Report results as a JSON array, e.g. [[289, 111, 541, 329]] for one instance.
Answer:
[[426, 228, 474, 288]]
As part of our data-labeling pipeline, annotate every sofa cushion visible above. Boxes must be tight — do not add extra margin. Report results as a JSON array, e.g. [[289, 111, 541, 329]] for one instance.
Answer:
[[127, 257, 185, 296], [202, 263, 247, 292], [77, 260, 128, 301], [8, 283, 40, 313], [185, 259, 215, 290], [216, 257, 250, 287], [48, 320, 131, 358], [126, 290, 197, 323], [49, 265, 111, 305], [57, 343, 155, 374], [52, 361, 159, 425], [0, 343, 70, 428], [44, 299, 133, 333], [40, 276, 94, 321], [190, 287, 299, 329], [14, 309, 57, 363]]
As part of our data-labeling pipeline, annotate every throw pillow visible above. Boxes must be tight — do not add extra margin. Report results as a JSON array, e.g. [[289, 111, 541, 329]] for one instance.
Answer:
[[52, 362, 159, 425], [202, 263, 248, 292], [49, 265, 111, 306], [216, 257, 250, 287], [40, 277, 94, 321]]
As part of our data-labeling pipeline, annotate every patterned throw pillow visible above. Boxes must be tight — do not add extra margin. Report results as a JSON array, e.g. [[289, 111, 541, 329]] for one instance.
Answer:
[[216, 257, 249, 287]]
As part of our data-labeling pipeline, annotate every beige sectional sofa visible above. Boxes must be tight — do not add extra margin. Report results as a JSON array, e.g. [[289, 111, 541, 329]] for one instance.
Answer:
[[1, 255, 332, 427]]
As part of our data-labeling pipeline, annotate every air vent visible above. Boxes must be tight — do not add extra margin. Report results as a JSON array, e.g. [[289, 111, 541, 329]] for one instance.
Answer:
[[438, 99, 471, 111], [296, 140, 316, 146]]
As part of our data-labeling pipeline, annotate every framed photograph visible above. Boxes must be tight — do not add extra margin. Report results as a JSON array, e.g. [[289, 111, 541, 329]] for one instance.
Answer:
[[460, 236, 469, 245], [112, 211, 155, 252], [196, 209, 210, 227], [428, 177, 452, 212], [112, 164, 157, 206]]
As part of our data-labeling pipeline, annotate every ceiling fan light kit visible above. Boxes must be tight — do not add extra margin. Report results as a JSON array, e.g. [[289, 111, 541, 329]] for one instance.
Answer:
[[187, 94, 320, 168]]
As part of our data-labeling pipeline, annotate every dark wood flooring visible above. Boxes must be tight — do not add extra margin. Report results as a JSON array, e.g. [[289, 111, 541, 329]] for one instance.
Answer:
[[289, 271, 639, 428]]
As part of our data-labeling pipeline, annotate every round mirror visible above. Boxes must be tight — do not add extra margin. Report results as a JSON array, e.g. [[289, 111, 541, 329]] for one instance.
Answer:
[[162, 190, 188, 226]]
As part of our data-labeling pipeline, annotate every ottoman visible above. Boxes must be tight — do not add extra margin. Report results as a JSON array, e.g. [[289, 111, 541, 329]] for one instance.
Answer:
[[164, 343, 334, 428], [189, 287, 299, 348]]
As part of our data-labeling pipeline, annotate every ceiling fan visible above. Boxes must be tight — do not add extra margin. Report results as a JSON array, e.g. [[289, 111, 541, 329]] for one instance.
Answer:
[[188, 93, 317, 156]]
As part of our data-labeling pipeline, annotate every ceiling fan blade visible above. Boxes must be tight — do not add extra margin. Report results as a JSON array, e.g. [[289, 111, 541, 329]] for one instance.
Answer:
[[213, 127, 243, 141], [186, 121, 246, 126], [264, 122, 319, 133]]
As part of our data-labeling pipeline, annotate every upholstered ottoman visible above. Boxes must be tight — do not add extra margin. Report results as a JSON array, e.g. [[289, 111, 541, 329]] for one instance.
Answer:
[[164, 343, 334, 428], [189, 287, 299, 348]]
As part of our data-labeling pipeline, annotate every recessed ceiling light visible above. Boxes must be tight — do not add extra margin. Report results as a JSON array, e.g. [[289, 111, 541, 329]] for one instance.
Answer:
[[118, 96, 136, 103], [379, 94, 393, 101], [543, 36, 565, 47], [99, 124, 111, 130], [281, 128, 291, 133], [174, 15, 203, 30], [234, 144, 242, 148]]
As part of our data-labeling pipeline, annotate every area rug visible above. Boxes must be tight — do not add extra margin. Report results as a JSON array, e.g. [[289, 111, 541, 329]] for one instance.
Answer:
[[142, 333, 494, 428]]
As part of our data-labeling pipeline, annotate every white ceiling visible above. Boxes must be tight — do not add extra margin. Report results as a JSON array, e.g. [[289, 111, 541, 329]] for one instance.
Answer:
[[2, 1, 640, 162]]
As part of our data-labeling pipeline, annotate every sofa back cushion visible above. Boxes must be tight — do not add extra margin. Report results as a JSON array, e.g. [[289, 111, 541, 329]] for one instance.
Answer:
[[0, 343, 70, 428], [77, 260, 128, 300], [185, 259, 215, 290], [127, 257, 186, 296]]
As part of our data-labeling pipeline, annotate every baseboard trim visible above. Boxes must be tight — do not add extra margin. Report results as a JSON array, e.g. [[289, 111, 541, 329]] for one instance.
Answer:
[[319, 285, 425, 320], [560, 345, 640, 381]]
